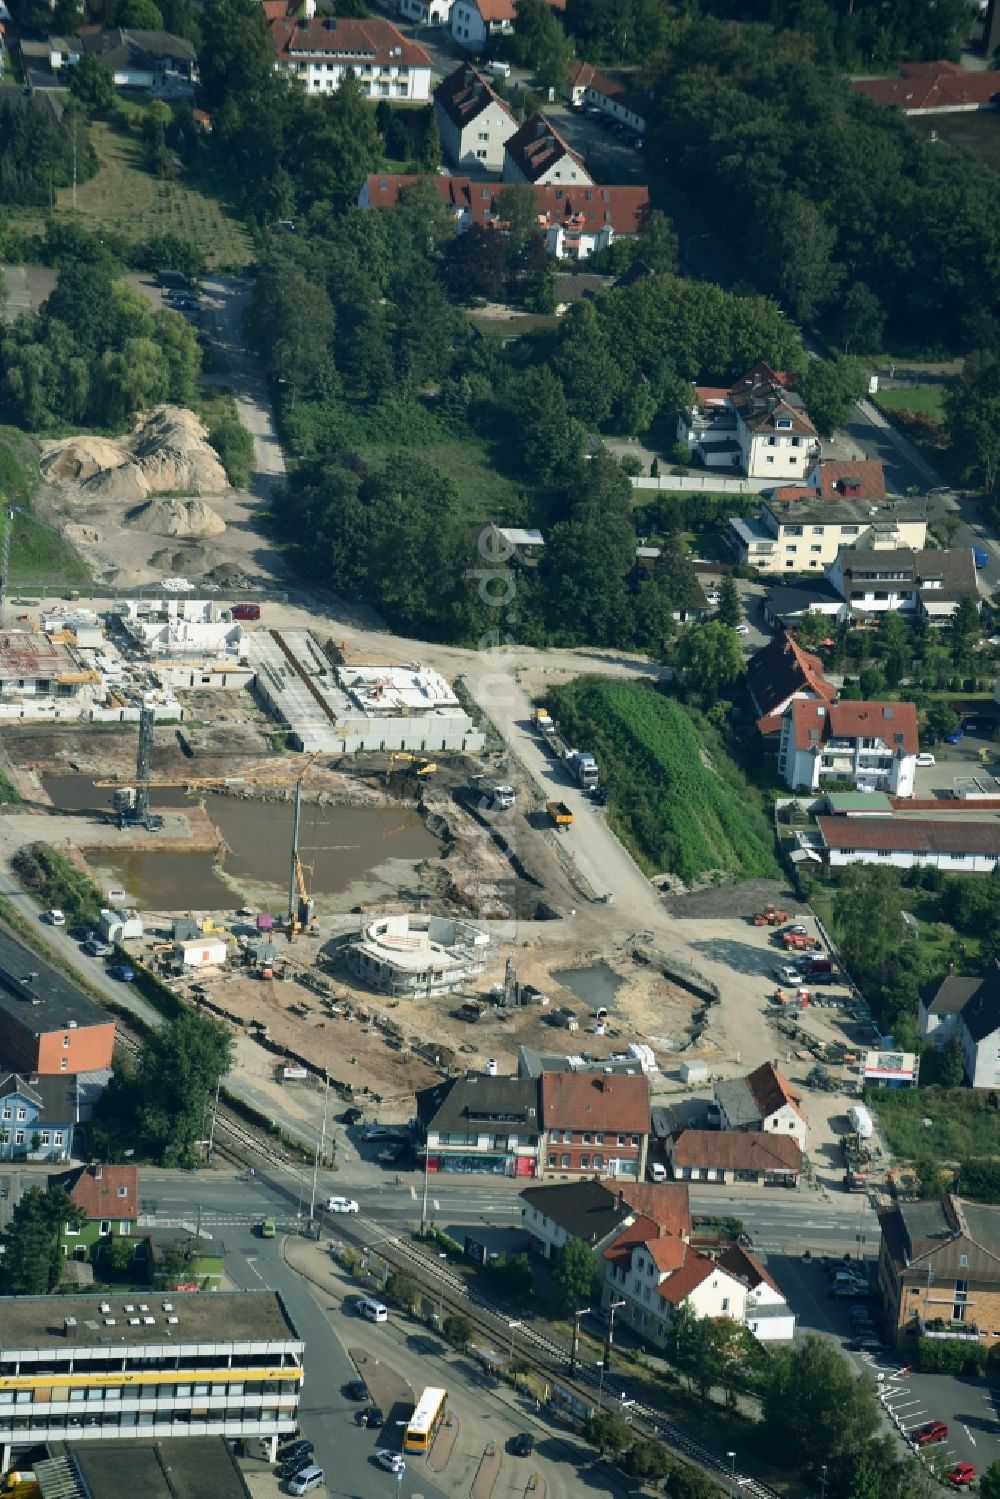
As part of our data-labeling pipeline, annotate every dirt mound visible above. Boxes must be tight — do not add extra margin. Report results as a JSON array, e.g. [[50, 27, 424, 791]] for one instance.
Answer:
[[125, 498, 226, 539], [40, 406, 230, 502], [149, 544, 216, 572]]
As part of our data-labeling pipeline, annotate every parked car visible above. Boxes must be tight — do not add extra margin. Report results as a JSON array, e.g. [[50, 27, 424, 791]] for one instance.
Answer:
[[345, 1381, 370, 1402], [278, 1440, 313, 1463], [278, 1455, 315, 1480], [83, 938, 113, 957], [973, 547, 989, 570], [916, 753, 936, 767], [69, 924, 94, 942], [358, 1407, 384, 1428], [913, 1420, 948, 1446], [327, 1196, 359, 1214], [735, 622, 750, 636], [512, 1433, 535, 1457], [947, 1463, 977, 1488], [776, 965, 802, 984], [341, 1106, 364, 1126], [46, 908, 66, 925], [945, 728, 964, 744], [286, 1466, 324, 1495], [375, 1452, 405, 1474], [109, 963, 135, 982]]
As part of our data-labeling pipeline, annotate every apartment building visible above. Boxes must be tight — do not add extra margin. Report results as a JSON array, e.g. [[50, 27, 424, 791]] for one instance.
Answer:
[[0, 929, 115, 1077], [415, 1074, 541, 1176], [728, 496, 927, 575], [878, 1193, 1000, 1348], [269, 13, 432, 99], [0, 1291, 303, 1473], [434, 63, 516, 171], [539, 1071, 649, 1180], [778, 699, 920, 797]]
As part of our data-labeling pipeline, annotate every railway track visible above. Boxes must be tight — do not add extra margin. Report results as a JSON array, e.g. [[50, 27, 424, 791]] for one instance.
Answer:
[[346, 1215, 780, 1499]]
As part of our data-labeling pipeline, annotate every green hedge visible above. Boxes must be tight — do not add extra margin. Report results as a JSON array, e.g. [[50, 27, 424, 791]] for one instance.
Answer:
[[11, 842, 105, 924]]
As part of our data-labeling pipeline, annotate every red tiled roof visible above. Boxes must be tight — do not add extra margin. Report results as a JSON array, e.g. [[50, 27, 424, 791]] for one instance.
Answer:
[[790, 697, 919, 756], [270, 15, 431, 69], [748, 629, 836, 735], [360, 175, 648, 235], [67, 1164, 139, 1221], [814, 459, 886, 501], [540, 1071, 650, 1133], [670, 1131, 803, 1173], [744, 1061, 806, 1124], [473, 0, 516, 20], [609, 1179, 691, 1237], [656, 1248, 720, 1306], [567, 59, 595, 89], [504, 113, 589, 184], [852, 64, 1000, 112], [771, 485, 815, 503], [818, 816, 1000, 856], [434, 63, 516, 129], [261, 0, 289, 18], [602, 1213, 679, 1267]]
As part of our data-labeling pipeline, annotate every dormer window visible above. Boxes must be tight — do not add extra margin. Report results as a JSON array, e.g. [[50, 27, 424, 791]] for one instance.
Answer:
[[775, 417, 792, 430]]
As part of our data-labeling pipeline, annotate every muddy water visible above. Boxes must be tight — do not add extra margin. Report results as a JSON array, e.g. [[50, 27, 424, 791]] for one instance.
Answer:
[[44, 776, 441, 911], [553, 962, 623, 1012], [42, 774, 189, 813]]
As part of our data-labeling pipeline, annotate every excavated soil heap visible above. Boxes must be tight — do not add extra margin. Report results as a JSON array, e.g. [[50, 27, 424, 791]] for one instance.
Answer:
[[126, 498, 226, 538], [41, 406, 230, 502]]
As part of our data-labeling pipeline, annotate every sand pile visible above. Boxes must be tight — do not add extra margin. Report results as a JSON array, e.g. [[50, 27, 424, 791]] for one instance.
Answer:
[[40, 406, 230, 502], [126, 498, 226, 538]]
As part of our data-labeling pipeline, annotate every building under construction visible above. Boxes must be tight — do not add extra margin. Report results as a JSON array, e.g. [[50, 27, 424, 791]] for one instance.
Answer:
[[0, 631, 100, 719], [349, 913, 493, 996]]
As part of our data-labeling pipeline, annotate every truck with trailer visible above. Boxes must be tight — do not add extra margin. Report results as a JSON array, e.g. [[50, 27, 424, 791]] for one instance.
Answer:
[[531, 707, 600, 791]]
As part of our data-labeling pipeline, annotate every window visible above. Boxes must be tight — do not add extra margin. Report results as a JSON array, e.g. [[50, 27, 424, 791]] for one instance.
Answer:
[[721, 1297, 729, 1312], [41, 1131, 50, 1146], [60, 1058, 68, 1071], [65, 1222, 80, 1236], [63, 1035, 70, 1048], [477, 131, 488, 140], [811, 526, 824, 535], [118, 1186, 128, 1199], [631, 1135, 639, 1146], [547, 1153, 556, 1167], [580, 1155, 590, 1169], [595, 1132, 604, 1144], [617, 1135, 625, 1146], [561, 1153, 570, 1168], [594, 1155, 604, 1169], [582, 1133, 592, 1145], [15, 1109, 25, 1121], [1, 1109, 9, 1120], [14, 1131, 23, 1146], [100, 1220, 110, 1235]]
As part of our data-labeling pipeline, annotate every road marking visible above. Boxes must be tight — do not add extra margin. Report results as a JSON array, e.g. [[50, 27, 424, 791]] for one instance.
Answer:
[[963, 1426, 977, 1447]]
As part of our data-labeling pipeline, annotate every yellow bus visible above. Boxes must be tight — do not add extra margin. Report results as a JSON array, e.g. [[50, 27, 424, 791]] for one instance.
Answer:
[[403, 1386, 448, 1454]]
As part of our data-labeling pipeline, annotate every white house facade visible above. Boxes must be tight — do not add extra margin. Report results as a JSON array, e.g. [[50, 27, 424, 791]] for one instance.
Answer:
[[778, 699, 919, 797], [918, 964, 1000, 1090], [503, 114, 593, 186], [269, 14, 432, 100], [434, 63, 517, 172], [451, 0, 514, 49], [818, 816, 1000, 872], [828, 547, 980, 623]]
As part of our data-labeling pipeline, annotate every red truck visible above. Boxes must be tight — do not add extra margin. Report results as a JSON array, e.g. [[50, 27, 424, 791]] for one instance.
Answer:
[[231, 602, 261, 621]]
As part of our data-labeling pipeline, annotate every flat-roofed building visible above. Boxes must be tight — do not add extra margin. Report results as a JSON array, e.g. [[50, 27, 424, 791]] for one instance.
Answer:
[[0, 1290, 303, 1472]]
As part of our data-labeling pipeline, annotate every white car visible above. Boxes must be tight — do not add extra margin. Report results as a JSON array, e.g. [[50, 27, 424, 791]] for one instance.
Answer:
[[327, 1196, 359, 1214], [776, 966, 802, 985], [484, 1058, 498, 1076], [916, 753, 936, 767], [735, 623, 750, 636], [376, 1452, 406, 1474], [47, 909, 66, 926]]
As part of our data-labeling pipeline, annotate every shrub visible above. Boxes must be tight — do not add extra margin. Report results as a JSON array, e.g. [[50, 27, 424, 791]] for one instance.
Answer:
[[209, 419, 254, 488]]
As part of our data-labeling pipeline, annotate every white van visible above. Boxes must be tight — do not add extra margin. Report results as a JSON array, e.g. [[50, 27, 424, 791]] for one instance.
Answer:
[[357, 1297, 388, 1323], [487, 60, 511, 79], [287, 1467, 324, 1495], [649, 1163, 668, 1183]]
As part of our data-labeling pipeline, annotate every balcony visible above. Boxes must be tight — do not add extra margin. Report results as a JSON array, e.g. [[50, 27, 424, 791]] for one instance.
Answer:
[[919, 1315, 981, 1342]]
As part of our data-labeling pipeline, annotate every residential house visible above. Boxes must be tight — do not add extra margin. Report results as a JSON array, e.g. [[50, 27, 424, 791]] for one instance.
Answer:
[[520, 1176, 690, 1259], [451, 0, 515, 49], [605, 1236, 794, 1346], [713, 1062, 809, 1152], [434, 63, 517, 171], [76, 27, 197, 90], [0, 927, 116, 1076], [567, 62, 646, 132], [358, 173, 647, 258], [677, 363, 819, 480], [400, 0, 454, 25], [774, 457, 888, 504], [851, 61, 1000, 114], [416, 1074, 541, 1176], [0, 1072, 77, 1162], [827, 546, 980, 624], [51, 1162, 139, 1261], [877, 1192, 1000, 1347], [762, 578, 849, 629], [746, 629, 836, 738], [919, 961, 1000, 1089], [728, 496, 927, 575], [667, 1130, 802, 1186], [269, 14, 432, 100], [817, 814, 1000, 873], [539, 1070, 650, 1179], [503, 114, 593, 186], [778, 699, 920, 797]]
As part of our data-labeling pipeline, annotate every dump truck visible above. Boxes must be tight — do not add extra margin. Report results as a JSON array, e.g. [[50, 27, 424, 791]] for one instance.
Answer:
[[546, 800, 574, 828], [843, 1170, 870, 1193], [781, 931, 820, 951]]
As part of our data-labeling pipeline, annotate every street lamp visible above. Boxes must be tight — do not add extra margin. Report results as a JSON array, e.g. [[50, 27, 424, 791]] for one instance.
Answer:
[[570, 1307, 590, 1371], [727, 1451, 736, 1497], [508, 1319, 522, 1365], [819, 1464, 828, 1499], [435, 1252, 448, 1325], [596, 1358, 605, 1412], [604, 1298, 626, 1365]]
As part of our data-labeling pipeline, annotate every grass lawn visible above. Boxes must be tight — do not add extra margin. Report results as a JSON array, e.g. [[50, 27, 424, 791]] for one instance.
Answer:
[[873, 1088, 1000, 1165], [810, 878, 983, 974], [876, 386, 947, 420], [19, 119, 254, 269], [366, 436, 526, 524], [0, 430, 90, 587]]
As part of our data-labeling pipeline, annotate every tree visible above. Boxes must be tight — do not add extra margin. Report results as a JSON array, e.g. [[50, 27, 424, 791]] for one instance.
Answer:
[[512, 0, 574, 88], [636, 209, 678, 274], [585, 1410, 633, 1455], [101, 1235, 137, 1274], [69, 55, 117, 115], [673, 621, 745, 705], [716, 575, 741, 628], [0, 1186, 82, 1294], [981, 1461, 1000, 1499], [837, 282, 886, 355], [922, 702, 960, 743], [832, 865, 904, 980], [514, 366, 582, 481], [826, 1434, 915, 1499], [760, 191, 842, 324], [135, 1010, 234, 1161], [939, 1034, 966, 1089], [797, 356, 867, 436], [624, 1439, 671, 1481], [442, 1312, 473, 1348], [445, 226, 508, 303], [250, 259, 335, 395], [386, 1270, 418, 1309], [945, 351, 1000, 495], [948, 597, 982, 661], [198, 0, 275, 106], [550, 1236, 598, 1314], [761, 1335, 880, 1473], [153, 307, 202, 403]]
